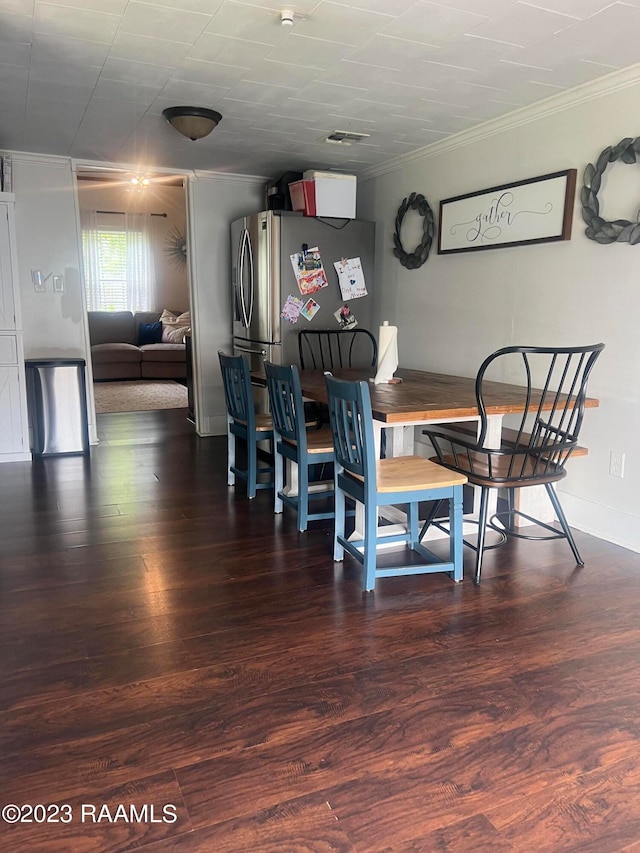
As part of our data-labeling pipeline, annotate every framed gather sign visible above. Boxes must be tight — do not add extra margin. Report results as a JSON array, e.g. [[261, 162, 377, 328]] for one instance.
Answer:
[[438, 169, 576, 254]]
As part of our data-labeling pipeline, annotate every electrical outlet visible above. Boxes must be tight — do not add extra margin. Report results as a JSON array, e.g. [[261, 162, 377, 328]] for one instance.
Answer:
[[609, 450, 625, 478]]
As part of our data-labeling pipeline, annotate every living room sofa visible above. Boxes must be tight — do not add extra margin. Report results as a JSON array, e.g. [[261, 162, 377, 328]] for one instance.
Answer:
[[88, 310, 188, 381]]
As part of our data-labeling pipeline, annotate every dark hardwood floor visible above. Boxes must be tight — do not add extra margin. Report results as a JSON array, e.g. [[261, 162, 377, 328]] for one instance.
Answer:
[[1, 408, 639, 852]]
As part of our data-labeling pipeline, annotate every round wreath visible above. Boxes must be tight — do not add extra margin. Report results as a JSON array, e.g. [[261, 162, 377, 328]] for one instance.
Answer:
[[393, 192, 434, 268], [581, 136, 640, 244]]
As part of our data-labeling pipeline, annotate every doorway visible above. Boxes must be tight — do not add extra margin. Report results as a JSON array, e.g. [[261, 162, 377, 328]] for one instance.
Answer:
[[75, 167, 192, 415]]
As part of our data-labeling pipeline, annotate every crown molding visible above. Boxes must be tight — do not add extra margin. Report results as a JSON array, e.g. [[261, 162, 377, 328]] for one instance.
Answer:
[[360, 63, 640, 181], [8, 151, 72, 169], [72, 157, 192, 177]]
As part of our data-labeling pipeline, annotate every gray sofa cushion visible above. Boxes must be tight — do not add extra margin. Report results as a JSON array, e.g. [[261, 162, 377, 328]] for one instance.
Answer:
[[140, 343, 186, 363], [91, 343, 142, 365], [88, 311, 137, 346]]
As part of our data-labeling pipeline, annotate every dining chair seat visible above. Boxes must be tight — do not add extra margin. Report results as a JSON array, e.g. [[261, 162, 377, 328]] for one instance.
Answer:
[[235, 412, 274, 432], [282, 426, 334, 453], [347, 456, 466, 492], [436, 450, 566, 488], [218, 351, 274, 499], [326, 374, 467, 592]]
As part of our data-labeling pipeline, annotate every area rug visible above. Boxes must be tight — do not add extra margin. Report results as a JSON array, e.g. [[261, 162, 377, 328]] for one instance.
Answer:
[[94, 380, 188, 414]]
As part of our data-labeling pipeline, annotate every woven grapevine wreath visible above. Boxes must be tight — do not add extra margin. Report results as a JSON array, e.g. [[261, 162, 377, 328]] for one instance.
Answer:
[[582, 136, 640, 243], [393, 192, 434, 268]]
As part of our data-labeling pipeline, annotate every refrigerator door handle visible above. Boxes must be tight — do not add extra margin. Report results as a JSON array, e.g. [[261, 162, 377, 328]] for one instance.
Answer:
[[238, 228, 250, 329], [245, 228, 254, 327], [233, 230, 242, 323], [238, 227, 255, 330]]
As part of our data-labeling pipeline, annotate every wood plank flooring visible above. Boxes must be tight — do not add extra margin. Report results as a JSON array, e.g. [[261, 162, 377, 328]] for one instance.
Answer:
[[0, 409, 639, 852]]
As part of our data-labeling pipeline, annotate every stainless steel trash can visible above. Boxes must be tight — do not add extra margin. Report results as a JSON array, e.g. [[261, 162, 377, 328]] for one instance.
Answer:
[[25, 358, 89, 456]]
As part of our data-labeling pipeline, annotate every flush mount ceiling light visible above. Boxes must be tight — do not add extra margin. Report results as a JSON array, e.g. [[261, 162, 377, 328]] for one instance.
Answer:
[[162, 106, 222, 141], [324, 130, 371, 146], [130, 175, 150, 188]]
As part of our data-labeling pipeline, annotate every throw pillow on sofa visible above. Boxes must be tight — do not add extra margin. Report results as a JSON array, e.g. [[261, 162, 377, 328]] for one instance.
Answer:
[[160, 309, 191, 344], [138, 321, 163, 346]]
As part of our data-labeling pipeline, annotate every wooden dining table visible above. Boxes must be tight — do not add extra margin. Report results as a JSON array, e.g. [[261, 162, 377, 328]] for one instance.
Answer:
[[254, 365, 599, 539], [296, 365, 599, 454]]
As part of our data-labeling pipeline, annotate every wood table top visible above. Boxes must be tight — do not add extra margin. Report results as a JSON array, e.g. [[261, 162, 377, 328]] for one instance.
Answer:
[[290, 367, 600, 424]]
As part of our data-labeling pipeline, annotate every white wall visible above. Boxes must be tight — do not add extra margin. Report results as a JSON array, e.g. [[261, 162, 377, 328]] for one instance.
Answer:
[[358, 70, 640, 553], [11, 155, 98, 442], [186, 172, 263, 436], [12, 155, 87, 361]]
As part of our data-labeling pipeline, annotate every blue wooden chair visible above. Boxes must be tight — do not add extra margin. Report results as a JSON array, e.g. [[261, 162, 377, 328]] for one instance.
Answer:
[[264, 361, 335, 532], [218, 351, 273, 499], [325, 374, 467, 592]]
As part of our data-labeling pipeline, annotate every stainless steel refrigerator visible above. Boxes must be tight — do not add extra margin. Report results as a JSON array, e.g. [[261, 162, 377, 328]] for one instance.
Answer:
[[231, 210, 375, 377]]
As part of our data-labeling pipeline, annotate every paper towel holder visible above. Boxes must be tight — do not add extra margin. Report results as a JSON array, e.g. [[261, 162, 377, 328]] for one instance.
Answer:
[[371, 321, 402, 384]]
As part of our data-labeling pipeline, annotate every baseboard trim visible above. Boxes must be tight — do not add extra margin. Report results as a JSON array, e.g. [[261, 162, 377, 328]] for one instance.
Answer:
[[200, 414, 227, 436], [559, 491, 640, 555]]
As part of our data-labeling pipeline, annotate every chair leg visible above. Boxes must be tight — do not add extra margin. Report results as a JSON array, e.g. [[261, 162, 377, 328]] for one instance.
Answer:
[[363, 499, 378, 592], [419, 499, 443, 540], [505, 487, 516, 533], [407, 501, 419, 549], [474, 487, 490, 584], [545, 482, 584, 566], [450, 485, 464, 582], [226, 422, 235, 486], [333, 477, 345, 562], [298, 461, 309, 532], [273, 447, 284, 513], [247, 436, 257, 499]]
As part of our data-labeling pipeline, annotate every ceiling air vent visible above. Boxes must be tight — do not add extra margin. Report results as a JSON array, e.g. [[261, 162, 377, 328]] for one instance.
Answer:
[[324, 130, 370, 145]]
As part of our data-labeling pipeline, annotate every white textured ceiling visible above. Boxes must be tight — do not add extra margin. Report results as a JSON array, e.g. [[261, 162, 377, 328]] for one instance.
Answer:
[[1, 0, 638, 179]]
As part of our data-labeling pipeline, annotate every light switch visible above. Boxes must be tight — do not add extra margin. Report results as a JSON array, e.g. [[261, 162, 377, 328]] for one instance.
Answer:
[[53, 275, 65, 293]]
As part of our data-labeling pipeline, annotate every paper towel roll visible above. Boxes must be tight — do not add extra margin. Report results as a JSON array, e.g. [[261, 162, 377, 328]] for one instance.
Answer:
[[374, 321, 398, 384]]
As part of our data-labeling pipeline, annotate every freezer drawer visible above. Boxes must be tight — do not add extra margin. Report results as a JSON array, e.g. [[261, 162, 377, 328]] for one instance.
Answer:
[[25, 358, 89, 456]]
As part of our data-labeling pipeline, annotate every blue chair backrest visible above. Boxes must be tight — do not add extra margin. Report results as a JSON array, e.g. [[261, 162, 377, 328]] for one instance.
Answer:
[[264, 361, 306, 448], [325, 374, 376, 485], [218, 351, 255, 428]]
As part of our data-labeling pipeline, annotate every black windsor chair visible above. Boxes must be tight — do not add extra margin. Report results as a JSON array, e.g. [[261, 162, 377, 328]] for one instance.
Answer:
[[422, 343, 605, 583], [298, 328, 378, 428], [298, 328, 378, 372]]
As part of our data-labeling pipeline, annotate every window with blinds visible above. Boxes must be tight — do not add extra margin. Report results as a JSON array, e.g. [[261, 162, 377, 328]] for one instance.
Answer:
[[82, 220, 153, 313], [83, 230, 128, 310]]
